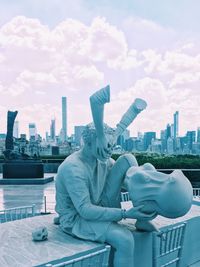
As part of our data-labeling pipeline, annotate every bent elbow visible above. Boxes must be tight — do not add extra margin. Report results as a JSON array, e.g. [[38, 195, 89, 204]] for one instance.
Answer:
[[78, 204, 93, 220]]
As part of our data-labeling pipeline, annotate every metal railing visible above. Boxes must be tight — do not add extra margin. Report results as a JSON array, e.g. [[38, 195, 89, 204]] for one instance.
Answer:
[[42, 245, 111, 267], [121, 191, 130, 202], [193, 188, 200, 198], [0, 205, 36, 223]]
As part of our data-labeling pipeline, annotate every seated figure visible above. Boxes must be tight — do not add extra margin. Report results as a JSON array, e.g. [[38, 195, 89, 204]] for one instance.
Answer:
[[125, 163, 193, 231], [55, 85, 154, 267], [55, 85, 193, 266]]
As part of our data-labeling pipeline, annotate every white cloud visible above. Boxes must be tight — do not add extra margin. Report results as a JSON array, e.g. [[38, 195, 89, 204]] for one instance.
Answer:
[[0, 14, 200, 137], [122, 16, 177, 51]]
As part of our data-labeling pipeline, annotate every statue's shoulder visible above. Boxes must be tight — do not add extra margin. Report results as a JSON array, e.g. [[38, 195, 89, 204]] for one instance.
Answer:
[[58, 151, 85, 173]]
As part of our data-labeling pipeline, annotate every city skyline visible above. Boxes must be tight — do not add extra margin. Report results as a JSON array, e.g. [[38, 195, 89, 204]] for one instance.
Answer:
[[1, 108, 199, 142], [0, 1, 200, 137]]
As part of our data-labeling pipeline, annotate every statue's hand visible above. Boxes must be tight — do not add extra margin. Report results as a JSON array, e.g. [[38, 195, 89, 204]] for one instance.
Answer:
[[96, 135, 113, 161], [125, 205, 157, 221]]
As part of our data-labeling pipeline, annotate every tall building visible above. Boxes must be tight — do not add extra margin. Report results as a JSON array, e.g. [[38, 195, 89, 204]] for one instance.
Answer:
[[62, 97, 67, 142], [74, 126, 85, 147], [170, 124, 174, 138], [29, 123, 37, 140], [160, 130, 167, 153], [45, 132, 49, 142], [13, 121, 19, 138], [50, 119, 56, 141], [173, 111, 179, 138], [167, 137, 174, 154], [186, 131, 196, 151], [143, 132, 156, 151], [197, 127, 200, 143], [166, 124, 171, 139]]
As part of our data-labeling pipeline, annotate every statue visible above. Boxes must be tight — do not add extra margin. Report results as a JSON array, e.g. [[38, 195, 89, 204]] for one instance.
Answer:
[[55, 85, 192, 267], [5, 110, 18, 151], [55, 85, 152, 267], [3, 111, 43, 179], [3, 111, 19, 159], [3, 110, 30, 160]]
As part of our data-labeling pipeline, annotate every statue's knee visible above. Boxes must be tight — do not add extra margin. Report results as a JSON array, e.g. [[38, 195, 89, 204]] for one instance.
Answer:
[[118, 154, 138, 168]]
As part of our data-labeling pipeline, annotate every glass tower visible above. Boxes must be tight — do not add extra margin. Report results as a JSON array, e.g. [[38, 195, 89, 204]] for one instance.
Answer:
[[62, 97, 67, 142], [173, 111, 179, 138]]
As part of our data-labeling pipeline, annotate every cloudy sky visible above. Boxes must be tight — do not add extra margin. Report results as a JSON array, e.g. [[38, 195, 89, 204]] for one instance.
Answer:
[[0, 0, 200, 138]]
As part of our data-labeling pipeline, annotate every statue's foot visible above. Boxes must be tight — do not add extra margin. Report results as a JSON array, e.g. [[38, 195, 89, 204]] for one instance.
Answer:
[[135, 220, 159, 232]]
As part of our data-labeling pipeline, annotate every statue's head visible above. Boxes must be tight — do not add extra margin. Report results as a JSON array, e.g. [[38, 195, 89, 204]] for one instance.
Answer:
[[126, 163, 193, 219], [82, 122, 115, 161]]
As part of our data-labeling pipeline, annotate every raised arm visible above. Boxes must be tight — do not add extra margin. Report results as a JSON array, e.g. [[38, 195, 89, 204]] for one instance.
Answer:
[[90, 85, 110, 139], [113, 98, 147, 143], [89, 85, 111, 160]]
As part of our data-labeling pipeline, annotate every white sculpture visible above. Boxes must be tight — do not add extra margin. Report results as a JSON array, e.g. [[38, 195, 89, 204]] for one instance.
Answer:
[[32, 226, 48, 241], [55, 85, 192, 267]]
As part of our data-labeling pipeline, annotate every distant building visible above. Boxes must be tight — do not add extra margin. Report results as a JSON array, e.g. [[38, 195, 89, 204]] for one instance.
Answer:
[[151, 139, 162, 154], [144, 132, 156, 151], [173, 111, 179, 138], [197, 127, 200, 143], [50, 119, 56, 141], [160, 130, 167, 153], [135, 139, 144, 151], [29, 123, 37, 140], [52, 146, 59, 155], [74, 126, 85, 147], [192, 142, 200, 155], [125, 137, 137, 152], [167, 137, 174, 154], [62, 97, 67, 142], [166, 124, 171, 139], [0, 133, 6, 155], [170, 124, 174, 138], [45, 132, 49, 142], [186, 131, 196, 151]]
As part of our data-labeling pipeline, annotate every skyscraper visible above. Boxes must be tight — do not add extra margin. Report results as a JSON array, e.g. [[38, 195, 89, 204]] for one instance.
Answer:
[[29, 123, 37, 140], [186, 131, 196, 151], [143, 132, 156, 151], [197, 127, 200, 143], [50, 119, 56, 141], [62, 97, 67, 142], [173, 111, 179, 138], [74, 125, 85, 147]]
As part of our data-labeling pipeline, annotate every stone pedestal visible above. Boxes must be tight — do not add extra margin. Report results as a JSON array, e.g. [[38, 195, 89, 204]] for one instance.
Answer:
[[3, 160, 44, 178]]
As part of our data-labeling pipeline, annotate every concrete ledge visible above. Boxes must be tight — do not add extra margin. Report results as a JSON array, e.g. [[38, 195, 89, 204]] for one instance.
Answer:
[[0, 175, 54, 185]]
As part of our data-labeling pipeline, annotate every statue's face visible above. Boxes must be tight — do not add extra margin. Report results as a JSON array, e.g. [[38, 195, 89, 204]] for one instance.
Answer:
[[90, 133, 114, 162], [126, 164, 193, 219]]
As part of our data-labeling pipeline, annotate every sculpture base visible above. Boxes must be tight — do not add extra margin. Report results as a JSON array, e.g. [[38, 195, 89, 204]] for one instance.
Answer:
[[3, 160, 44, 178], [0, 175, 54, 185]]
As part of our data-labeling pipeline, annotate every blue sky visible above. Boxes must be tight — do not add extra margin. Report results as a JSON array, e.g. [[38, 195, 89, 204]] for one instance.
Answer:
[[1, 0, 200, 32], [0, 0, 200, 137]]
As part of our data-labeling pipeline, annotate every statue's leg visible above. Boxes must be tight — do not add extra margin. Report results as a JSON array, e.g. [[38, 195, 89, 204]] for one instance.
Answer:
[[103, 154, 138, 208], [105, 222, 135, 267]]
